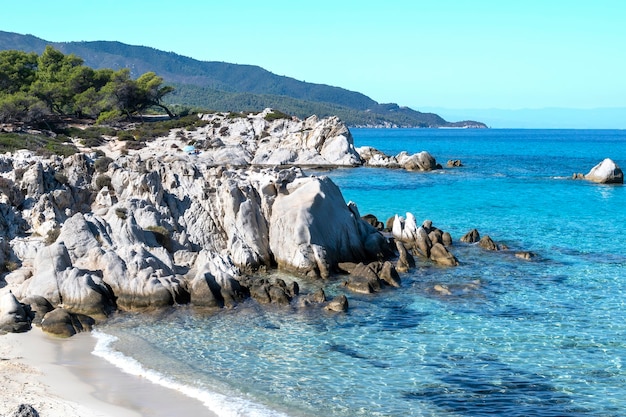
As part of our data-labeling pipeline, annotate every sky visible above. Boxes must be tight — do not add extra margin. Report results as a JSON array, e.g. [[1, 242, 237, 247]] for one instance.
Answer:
[[3, 0, 626, 125]]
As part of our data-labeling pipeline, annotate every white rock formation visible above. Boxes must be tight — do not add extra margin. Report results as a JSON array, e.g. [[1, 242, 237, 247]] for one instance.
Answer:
[[135, 109, 363, 167], [356, 146, 440, 171], [585, 158, 624, 184], [0, 136, 387, 319]]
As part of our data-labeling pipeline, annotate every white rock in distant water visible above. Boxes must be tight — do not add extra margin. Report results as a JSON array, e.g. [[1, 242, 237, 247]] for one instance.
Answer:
[[585, 158, 624, 184], [356, 146, 440, 171]]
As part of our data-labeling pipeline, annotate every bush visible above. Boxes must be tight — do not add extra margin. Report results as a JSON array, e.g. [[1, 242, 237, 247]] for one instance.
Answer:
[[45, 227, 61, 245], [115, 207, 127, 219], [94, 156, 113, 173], [264, 110, 291, 121], [117, 130, 136, 141], [95, 174, 112, 190]]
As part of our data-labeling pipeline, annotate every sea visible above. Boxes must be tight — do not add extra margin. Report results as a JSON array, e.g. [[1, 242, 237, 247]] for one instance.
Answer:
[[92, 128, 626, 417]]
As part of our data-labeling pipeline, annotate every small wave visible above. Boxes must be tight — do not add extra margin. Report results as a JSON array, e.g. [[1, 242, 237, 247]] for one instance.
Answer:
[[91, 329, 291, 417]]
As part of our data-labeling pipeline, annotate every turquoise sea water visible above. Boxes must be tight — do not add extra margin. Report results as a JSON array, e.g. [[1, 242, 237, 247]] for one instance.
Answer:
[[94, 129, 626, 417]]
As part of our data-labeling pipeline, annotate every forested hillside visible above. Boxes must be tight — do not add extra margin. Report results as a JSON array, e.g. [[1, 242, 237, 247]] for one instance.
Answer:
[[0, 31, 485, 127]]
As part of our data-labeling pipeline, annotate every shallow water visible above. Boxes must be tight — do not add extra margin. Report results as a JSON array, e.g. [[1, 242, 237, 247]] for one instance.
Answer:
[[95, 129, 626, 416]]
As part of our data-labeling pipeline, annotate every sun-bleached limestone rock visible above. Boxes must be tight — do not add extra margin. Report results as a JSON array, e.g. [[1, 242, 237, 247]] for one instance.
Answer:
[[356, 147, 441, 171], [584, 158, 624, 184], [269, 176, 386, 278]]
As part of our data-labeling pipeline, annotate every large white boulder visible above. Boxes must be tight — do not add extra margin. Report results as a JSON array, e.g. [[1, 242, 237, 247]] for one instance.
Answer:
[[269, 176, 385, 278], [585, 158, 624, 184]]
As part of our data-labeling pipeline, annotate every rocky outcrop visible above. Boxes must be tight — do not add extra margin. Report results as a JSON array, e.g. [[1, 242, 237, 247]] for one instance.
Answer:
[[356, 147, 441, 171], [583, 158, 624, 184], [141, 110, 363, 167], [0, 142, 388, 333], [391, 214, 458, 266], [269, 177, 388, 278]]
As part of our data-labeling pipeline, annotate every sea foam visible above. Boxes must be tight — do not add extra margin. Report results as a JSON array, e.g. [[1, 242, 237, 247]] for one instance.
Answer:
[[91, 329, 291, 417]]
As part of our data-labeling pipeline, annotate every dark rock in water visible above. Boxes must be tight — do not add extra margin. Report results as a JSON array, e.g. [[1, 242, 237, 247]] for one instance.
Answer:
[[20, 296, 53, 326], [248, 278, 296, 305], [428, 229, 443, 245], [268, 285, 291, 305], [337, 262, 359, 273], [413, 226, 432, 258], [395, 241, 415, 273], [298, 288, 326, 307], [515, 251, 536, 260], [40, 308, 94, 337], [12, 404, 39, 417], [344, 275, 377, 294], [249, 283, 271, 304], [345, 261, 401, 293], [447, 159, 463, 167], [379, 261, 401, 288], [478, 235, 499, 251], [461, 229, 480, 243], [429, 243, 459, 266], [325, 295, 349, 312], [385, 216, 395, 231]]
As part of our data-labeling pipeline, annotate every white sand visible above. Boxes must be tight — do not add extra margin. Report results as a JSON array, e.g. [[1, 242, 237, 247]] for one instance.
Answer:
[[0, 327, 217, 417]]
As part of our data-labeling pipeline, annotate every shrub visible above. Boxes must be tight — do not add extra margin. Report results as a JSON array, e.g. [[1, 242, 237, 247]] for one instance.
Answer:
[[3, 260, 19, 272], [94, 156, 113, 173], [117, 130, 136, 141], [264, 110, 291, 122], [123, 141, 146, 151], [115, 207, 127, 219], [45, 227, 61, 245], [95, 174, 111, 190]]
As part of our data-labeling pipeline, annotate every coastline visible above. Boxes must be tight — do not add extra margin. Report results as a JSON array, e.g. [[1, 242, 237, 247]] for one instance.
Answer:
[[0, 326, 215, 417]]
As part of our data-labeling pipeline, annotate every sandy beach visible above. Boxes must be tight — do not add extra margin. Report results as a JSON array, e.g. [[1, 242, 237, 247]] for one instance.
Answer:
[[0, 327, 216, 417]]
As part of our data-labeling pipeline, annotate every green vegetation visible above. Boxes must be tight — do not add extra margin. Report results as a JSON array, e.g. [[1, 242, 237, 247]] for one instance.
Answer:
[[0, 46, 175, 125], [0, 32, 486, 127], [0, 132, 78, 156]]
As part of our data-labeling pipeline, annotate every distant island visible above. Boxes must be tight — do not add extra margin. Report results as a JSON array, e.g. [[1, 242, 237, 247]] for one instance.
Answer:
[[0, 30, 486, 128]]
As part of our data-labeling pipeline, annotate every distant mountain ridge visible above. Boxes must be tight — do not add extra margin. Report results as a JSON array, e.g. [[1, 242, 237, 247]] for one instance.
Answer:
[[0, 30, 486, 127]]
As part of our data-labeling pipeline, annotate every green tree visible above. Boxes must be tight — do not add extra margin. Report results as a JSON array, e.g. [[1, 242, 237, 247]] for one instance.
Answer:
[[30, 46, 84, 114], [135, 72, 174, 117], [0, 50, 38, 94]]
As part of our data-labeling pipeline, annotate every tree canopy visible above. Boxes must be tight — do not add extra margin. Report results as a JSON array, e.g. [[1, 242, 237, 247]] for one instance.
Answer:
[[0, 46, 175, 124]]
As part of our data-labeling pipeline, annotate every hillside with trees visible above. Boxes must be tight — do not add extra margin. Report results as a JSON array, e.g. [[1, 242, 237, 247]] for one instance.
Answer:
[[0, 31, 485, 128]]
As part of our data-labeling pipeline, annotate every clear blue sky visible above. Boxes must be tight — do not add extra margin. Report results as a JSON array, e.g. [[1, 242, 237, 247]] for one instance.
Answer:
[[3, 0, 626, 112]]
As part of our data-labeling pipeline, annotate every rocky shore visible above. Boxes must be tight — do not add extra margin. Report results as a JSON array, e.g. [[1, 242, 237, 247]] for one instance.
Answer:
[[0, 110, 450, 339], [2, 110, 622, 338], [1, 110, 623, 415]]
